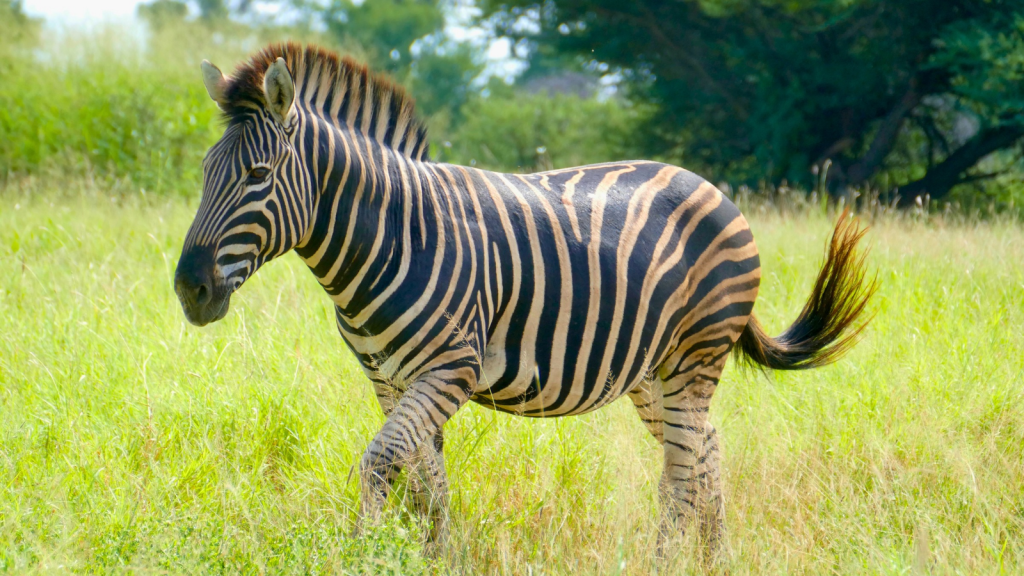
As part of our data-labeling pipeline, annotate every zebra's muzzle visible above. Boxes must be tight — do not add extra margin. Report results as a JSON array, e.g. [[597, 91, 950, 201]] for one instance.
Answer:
[[174, 246, 232, 327]]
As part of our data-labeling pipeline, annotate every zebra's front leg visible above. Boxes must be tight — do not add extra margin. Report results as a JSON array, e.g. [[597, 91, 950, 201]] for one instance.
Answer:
[[371, 383, 447, 542], [359, 373, 471, 543], [409, 431, 449, 547]]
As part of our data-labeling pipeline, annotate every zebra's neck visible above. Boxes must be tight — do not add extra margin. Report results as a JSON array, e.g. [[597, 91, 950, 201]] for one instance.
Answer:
[[294, 115, 432, 317]]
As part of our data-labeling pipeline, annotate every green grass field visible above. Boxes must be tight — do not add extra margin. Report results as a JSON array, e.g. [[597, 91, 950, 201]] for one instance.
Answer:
[[1, 192, 1023, 574]]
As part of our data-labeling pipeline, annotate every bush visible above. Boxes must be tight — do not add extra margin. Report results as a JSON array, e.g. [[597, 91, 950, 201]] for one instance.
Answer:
[[0, 22, 339, 196], [0, 20, 649, 193], [439, 91, 652, 173], [0, 26, 222, 194]]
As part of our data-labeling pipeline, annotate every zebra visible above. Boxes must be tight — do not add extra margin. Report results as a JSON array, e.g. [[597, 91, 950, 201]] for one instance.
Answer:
[[174, 43, 876, 559]]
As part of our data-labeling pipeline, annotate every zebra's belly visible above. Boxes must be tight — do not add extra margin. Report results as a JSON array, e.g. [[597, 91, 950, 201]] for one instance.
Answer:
[[469, 337, 660, 418], [469, 379, 636, 418]]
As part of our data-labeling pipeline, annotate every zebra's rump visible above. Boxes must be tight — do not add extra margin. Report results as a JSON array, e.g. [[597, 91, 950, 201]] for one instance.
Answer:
[[464, 161, 761, 418]]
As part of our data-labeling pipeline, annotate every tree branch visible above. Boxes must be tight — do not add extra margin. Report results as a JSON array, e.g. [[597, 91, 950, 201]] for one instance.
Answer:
[[896, 124, 1024, 207], [590, 4, 747, 117], [844, 77, 924, 184], [955, 170, 1005, 185]]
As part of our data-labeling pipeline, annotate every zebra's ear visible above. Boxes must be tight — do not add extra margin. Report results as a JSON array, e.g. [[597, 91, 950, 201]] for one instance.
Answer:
[[201, 60, 228, 108], [263, 57, 295, 128]]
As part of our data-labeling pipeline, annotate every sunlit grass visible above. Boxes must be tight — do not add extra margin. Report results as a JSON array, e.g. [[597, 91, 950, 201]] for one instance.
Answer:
[[1, 191, 1022, 574]]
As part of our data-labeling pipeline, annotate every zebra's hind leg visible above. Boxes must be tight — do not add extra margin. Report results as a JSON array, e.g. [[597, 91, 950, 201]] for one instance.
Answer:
[[627, 378, 664, 444], [657, 356, 726, 563], [696, 422, 725, 562]]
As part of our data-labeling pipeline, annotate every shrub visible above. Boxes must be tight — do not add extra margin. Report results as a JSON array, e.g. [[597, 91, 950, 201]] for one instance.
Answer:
[[439, 91, 652, 173]]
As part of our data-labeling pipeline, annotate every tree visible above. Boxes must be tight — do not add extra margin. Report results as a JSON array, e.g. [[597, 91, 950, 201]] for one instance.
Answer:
[[196, 0, 228, 20], [137, 0, 189, 30], [481, 0, 1024, 204], [0, 1, 37, 80], [0, 1, 36, 48], [137, 0, 262, 23], [318, 0, 445, 73], [408, 42, 481, 118]]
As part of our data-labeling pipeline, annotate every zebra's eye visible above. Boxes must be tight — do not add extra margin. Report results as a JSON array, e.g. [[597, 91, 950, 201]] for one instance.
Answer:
[[247, 166, 271, 184]]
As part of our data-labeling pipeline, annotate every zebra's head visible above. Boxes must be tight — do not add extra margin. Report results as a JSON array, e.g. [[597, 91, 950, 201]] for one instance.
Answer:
[[175, 56, 314, 326]]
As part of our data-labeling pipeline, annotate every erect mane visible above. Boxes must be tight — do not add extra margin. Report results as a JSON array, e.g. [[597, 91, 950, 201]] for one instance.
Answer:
[[221, 42, 430, 161]]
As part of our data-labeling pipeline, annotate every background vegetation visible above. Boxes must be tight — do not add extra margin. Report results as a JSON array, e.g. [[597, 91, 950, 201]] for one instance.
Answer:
[[3, 0, 1023, 210], [482, 0, 1024, 207]]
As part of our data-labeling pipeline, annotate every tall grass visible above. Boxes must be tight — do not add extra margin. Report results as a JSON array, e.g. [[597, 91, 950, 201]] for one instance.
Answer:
[[1, 189, 1021, 573]]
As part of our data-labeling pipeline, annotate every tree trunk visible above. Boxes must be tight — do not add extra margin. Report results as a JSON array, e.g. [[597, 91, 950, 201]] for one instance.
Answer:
[[844, 79, 924, 185], [895, 125, 1024, 207], [824, 71, 948, 200]]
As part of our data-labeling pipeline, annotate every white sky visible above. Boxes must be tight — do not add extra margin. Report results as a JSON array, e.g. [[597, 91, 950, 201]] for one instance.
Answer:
[[22, 0, 145, 21]]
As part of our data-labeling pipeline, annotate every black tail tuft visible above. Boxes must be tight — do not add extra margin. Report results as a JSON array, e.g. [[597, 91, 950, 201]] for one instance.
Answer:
[[735, 208, 878, 371]]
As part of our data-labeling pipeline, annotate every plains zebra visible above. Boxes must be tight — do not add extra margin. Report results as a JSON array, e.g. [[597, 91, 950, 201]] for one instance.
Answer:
[[174, 43, 875, 558]]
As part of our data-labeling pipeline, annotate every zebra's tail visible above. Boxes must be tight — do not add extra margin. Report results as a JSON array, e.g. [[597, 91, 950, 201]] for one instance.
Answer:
[[734, 208, 878, 371]]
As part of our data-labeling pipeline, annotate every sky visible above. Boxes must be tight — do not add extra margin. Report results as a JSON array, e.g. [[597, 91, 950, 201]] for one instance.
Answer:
[[22, 0, 146, 21]]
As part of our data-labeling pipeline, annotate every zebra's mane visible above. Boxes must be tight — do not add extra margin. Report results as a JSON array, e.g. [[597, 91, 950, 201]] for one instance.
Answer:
[[221, 42, 430, 161]]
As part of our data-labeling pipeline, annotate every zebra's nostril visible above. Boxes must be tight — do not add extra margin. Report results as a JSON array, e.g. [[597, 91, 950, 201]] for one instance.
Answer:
[[196, 284, 211, 306]]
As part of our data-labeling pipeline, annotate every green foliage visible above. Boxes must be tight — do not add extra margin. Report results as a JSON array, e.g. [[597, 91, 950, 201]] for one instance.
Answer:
[[0, 28, 223, 194], [0, 3, 642, 191], [137, 0, 190, 30], [931, 12, 1024, 122], [137, 0, 260, 24], [0, 1, 38, 69], [197, 0, 229, 20], [305, 0, 486, 121], [441, 90, 651, 172], [408, 43, 481, 119], [320, 0, 444, 73], [482, 0, 1024, 203], [0, 17, 346, 195]]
